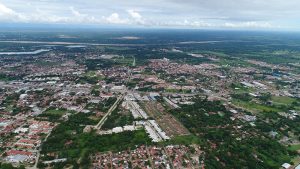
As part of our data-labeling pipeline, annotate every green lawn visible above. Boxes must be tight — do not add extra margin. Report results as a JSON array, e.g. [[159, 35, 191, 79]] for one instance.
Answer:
[[161, 135, 201, 146], [44, 108, 67, 115], [230, 83, 256, 95], [38, 108, 69, 122], [288, 144, 300, 151], [114, 57, 134, 66], [271, 96, 297, 105], [78, 71, 104, 84], [201, 51, 229, 57], [233, 100, 280, 113], [291, 156, 300, 167], [84, 71, 104, 80]]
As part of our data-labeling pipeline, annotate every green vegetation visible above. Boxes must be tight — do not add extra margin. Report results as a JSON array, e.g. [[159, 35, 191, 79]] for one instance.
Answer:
[[0, 74, 22, 81], [37, 108, 70, 122], [288, 144, 300, 151], [258, 93, 272, 102], [2, 29, 300, 169], [201, 51, 229, 57], [271, 96, 298, 105], [78, 71, 104, 84], [233, 94, 300, 114], [165, 88, 192, 94], [170, 97, 294, 169], [231, 93, 252, 102], [102, 106, 134, 130], [43, 108, 67, 115], [230, 83, 252, 92], [233, 99, 280, 113], [0, 92, 23, 115], [40, 113, 151, 168], [34, 61, 58, 66], [114, 56, 135, 66], [218, 57, 255, 68], [0, 163, 25, 169], [85, 59, 116, 70], [162, 135, 202, 146], [291, 156, 300, 167], [85, 97, 117, 112]]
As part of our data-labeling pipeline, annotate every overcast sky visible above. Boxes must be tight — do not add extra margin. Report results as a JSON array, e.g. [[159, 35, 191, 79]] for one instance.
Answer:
[[0, 0, 299, 30]]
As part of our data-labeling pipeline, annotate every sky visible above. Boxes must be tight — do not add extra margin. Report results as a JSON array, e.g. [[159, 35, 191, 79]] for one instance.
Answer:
[[0, 0, 299, 30]]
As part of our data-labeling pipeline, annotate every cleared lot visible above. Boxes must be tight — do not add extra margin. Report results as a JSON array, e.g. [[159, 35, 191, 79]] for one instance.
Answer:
[[141, 101, 190, 137]]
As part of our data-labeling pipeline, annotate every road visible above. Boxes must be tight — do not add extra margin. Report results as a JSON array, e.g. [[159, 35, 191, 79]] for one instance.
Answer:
[[95, 94, 124, 129]]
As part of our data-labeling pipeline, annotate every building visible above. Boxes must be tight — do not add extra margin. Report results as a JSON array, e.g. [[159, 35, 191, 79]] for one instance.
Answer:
[[281, 163, 291, 169]]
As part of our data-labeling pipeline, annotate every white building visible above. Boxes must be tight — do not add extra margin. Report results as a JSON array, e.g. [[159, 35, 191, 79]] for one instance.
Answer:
[[281, 163, 291, 169], [112, 127, 123, 133]]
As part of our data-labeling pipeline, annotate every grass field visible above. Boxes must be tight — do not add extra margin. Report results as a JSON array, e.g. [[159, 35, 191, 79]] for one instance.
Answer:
[[161, 135, 201, 145], [44, 108, 67, 115], [288, 144, 300, 151], [291, 156, 300, 168], [38, 108, 69, 122], [271, 96, 297, 105], [78, 71, 104, 84], [233, 100, 280, 113], [84, 71, 104, 80]]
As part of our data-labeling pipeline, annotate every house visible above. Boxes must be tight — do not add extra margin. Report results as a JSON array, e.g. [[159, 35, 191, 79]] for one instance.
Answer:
[[112, 127, 123, 133], [281, 163, 291, 169]]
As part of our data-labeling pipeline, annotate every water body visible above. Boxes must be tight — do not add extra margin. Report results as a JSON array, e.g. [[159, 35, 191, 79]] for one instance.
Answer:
[[0, 49, 50, 55], [66, 45, 87, 48]]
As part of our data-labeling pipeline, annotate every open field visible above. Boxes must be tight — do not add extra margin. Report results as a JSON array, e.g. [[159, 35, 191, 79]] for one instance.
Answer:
[[233, 100, 280, 113], [141, 101, 190, 137], [44, 108, 67, 115], [37, 108, 69, 122], [271, 96, 298, 105], [289, 144, 300, 151]]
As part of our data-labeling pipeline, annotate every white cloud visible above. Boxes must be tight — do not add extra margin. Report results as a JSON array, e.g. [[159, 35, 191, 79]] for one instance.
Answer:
[[223, 21, 274, 28], [0, 0, 292, 29], [150, 19, 215, 28], [181, 20, 214, 27], [127, 10, 146, 25], [0, 2, 14, 15], [70, 6, 85, 18], [0, 2, 101, 24], [127, 10, 142, 20], [104, 13, 129, 24], [69, 7, 100, 24], [0, 2, 27, 22], [102, 10, 147, 25]]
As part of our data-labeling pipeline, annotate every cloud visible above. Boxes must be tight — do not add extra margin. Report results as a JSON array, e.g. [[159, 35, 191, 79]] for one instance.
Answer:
[[0, 0, 297, 29], [103, 10, 147, 25], [104, 13, 129, 24], [223, 21, 274, 28], [0, 2, 69, 23], [0, 2, 15, 15], [0, 2, 27, 22], [179, 20, 214, 27], [0, 2, 100, 24], [69, 7, 100, 24], [70, 6, 85, 18], [127, 10, 146, 25], [127, 10, 142, 20], [153, 19, 214, 28]]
